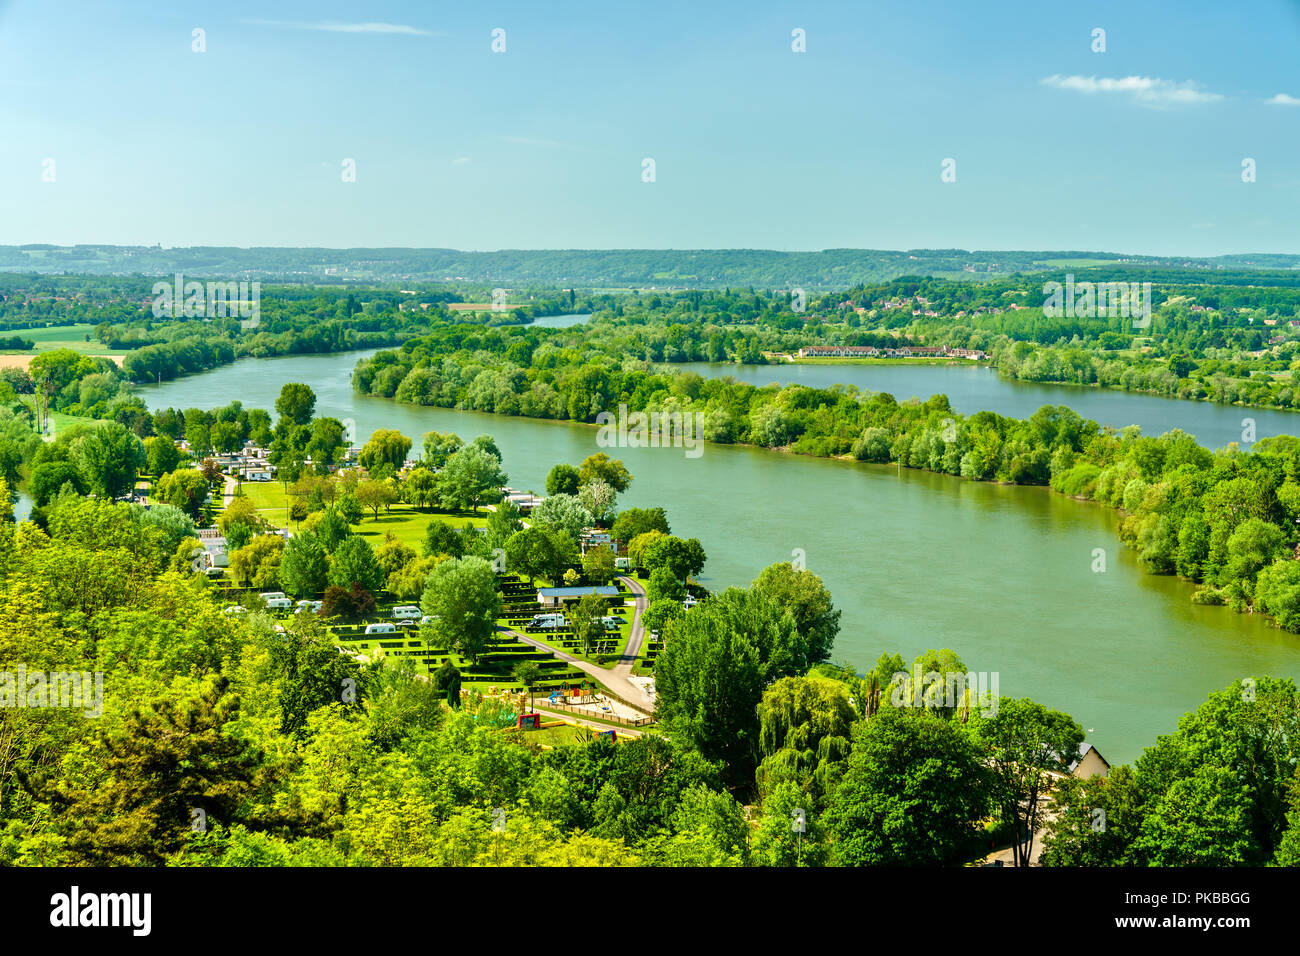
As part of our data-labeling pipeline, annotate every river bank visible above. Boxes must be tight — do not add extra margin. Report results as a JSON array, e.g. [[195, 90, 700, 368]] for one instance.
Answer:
[[133, 350, 1300, 765]]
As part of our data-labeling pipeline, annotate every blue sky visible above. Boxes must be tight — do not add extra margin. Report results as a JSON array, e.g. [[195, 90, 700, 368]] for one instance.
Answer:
[[2, 0, 1299, 255]]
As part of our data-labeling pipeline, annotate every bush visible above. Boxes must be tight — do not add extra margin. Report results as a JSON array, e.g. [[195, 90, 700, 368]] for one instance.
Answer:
[[852, 426, 891, 463], [321, 583, 377, 622], [1254, 559, 1300, 631], [1054, 463, 1102, 498]]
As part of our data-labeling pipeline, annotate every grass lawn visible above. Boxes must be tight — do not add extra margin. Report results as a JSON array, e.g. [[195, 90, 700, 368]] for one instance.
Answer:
[[230, 481, 291, 525], [351, 505, 488, 551], [2, 323, 134, 356], [498, 591, 633, 670], [225, 482, 489, 548], [48, 409, 97, 434], [594, 608, 634, 668]]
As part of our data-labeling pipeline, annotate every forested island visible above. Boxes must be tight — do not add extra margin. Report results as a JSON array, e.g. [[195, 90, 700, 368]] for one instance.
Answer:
[[0, 370, 1296, 867], [2, 261, 1300, 868]]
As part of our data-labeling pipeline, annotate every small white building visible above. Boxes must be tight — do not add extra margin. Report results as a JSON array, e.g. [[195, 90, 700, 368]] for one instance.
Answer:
[[501, 488, 545, 513], [536, 585, 620, 608]]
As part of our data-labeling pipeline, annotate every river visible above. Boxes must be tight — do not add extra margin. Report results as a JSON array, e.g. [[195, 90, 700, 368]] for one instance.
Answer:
[[133, 351, 1300, 764], [678, 361, 1300, 450]]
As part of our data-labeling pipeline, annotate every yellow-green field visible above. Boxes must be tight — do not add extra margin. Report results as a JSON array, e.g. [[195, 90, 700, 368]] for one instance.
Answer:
[[2, 323, 135, 356]]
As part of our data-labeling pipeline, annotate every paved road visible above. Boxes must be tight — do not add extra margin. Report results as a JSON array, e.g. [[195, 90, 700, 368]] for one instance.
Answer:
[[502, 624, 656, 716], [612, 574, 648, 677]]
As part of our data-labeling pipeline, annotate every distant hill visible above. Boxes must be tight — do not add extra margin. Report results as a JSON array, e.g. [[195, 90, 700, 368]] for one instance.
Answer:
[[1, 245, 1296, 289]]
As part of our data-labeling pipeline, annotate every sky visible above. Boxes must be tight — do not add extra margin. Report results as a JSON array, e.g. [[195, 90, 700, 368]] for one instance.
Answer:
[[1, 0, 1299, 256]]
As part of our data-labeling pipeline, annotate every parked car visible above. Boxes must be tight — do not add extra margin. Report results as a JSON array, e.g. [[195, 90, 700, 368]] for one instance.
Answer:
[[222, 605, 247, 615]]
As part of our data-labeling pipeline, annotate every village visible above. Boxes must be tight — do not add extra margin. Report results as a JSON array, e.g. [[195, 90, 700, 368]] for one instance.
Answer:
[[795, 344, 988, 360]]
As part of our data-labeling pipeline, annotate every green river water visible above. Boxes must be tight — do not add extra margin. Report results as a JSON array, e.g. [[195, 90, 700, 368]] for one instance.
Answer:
[[133, 350, 1300, 764]]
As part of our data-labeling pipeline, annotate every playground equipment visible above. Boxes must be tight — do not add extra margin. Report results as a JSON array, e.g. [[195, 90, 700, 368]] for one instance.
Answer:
[[517, 712, 541, 731]]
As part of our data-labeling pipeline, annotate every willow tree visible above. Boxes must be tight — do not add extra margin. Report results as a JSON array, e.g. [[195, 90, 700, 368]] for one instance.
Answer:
[[756, 675, 856, 805]]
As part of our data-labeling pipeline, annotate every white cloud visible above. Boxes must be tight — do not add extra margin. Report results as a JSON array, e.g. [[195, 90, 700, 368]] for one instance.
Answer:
[[245, 20, 438, 37], [1040, 74, 1224, 107], [1265, 93, 1300, 106]]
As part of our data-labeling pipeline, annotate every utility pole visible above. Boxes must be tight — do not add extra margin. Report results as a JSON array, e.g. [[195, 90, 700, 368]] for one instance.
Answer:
[[792, 808, 807, 866]]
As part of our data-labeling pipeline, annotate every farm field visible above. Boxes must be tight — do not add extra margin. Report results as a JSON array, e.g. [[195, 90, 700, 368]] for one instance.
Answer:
[[0, 322, 133, 358]]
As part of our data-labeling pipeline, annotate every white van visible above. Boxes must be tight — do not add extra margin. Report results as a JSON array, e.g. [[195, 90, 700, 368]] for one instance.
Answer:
[[365, 622, 397, 635], [531, 613, 567, 630], [265, 597, 293, 611], [259, 591, 287, 602], [391, 605, 422, 620]]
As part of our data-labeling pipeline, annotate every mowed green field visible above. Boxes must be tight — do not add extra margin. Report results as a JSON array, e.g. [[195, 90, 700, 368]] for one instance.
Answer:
[[2, 323, 134, 355], [227, 480, 489, 550]]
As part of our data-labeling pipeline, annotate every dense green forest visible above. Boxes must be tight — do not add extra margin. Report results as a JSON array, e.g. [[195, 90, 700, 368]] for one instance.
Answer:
[[4, 268, 1300, 867], [0, 380, 1296, 866]]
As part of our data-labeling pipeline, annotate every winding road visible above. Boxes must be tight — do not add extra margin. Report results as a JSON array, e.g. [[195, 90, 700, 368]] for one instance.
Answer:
[[501, 573, 654, 715]]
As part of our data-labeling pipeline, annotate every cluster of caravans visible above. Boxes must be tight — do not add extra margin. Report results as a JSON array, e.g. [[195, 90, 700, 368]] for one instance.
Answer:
[[204, 444, 277, 482], [530, 612, 622, 631], [220, 595, 435, 632], [361, 605, 436, 634]]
